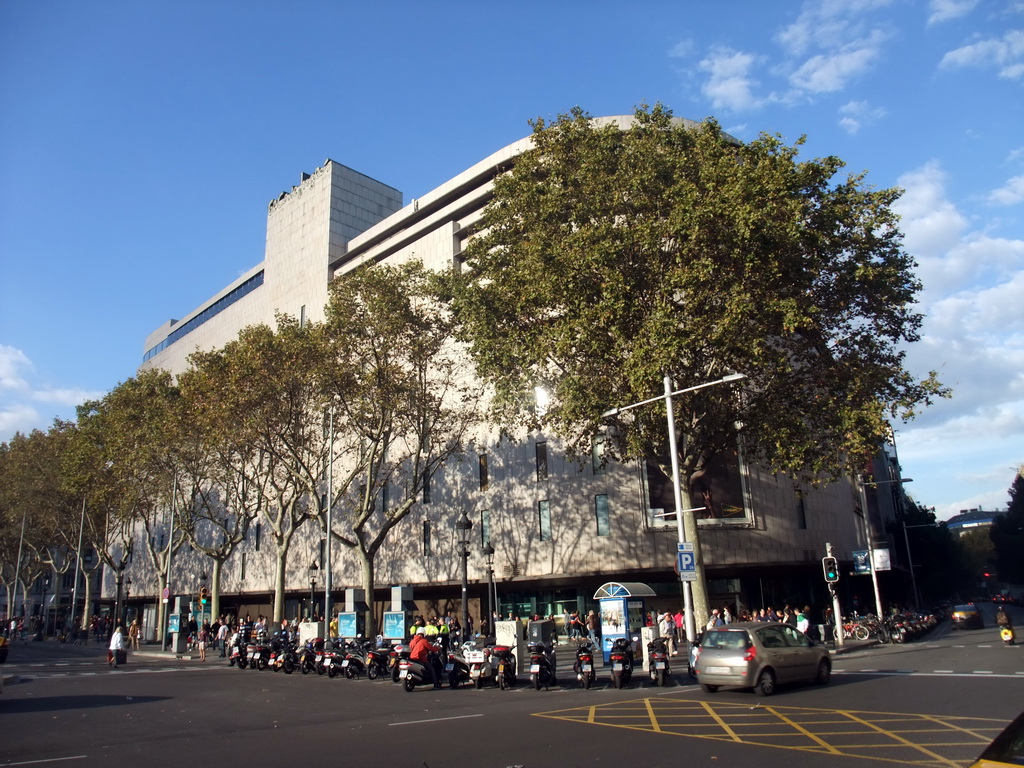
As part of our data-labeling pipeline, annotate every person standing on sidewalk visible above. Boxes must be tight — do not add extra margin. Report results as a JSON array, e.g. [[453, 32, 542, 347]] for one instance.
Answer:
[[216, 620, 229, 657], [197, 622, 210, 661], [108, 624, 126, 667], [128, 619, 140, 650]]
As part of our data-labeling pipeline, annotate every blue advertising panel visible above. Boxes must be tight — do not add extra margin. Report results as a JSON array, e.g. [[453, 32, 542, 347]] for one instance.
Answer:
[[383, 611, 407, 640], [337, 612, 358, 639]]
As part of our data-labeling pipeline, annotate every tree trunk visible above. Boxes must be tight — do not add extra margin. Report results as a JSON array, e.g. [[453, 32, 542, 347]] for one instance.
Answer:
[[358, 549, 377, 639]]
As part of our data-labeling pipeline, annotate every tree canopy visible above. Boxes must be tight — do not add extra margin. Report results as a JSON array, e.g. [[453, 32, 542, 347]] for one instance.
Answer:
[[454, 104, 946, 483]]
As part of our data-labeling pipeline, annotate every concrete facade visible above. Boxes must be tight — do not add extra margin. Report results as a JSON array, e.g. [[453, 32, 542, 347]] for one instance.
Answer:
[[132, 118, 903, 625]]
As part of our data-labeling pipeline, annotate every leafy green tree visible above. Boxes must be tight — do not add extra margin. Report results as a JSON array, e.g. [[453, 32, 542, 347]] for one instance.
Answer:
[[177, 363, 266, 621], [991, 470, 1024, 585], [453, 105, 945, 627], [320, 261, 481, 637], [187, 316, 330, 626]]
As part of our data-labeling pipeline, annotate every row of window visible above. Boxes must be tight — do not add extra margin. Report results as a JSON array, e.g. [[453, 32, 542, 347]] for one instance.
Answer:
[[419, 494, 610, 556], [142, 270, 265, 363], [475, 437, 606, 491]]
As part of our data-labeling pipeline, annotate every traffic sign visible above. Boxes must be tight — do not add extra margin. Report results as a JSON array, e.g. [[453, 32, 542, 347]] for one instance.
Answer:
[[162, 587, 170, 599], [676, 542, 696, 581]]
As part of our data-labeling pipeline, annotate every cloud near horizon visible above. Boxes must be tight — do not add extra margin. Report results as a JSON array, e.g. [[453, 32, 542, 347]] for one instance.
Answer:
[[0, 344, 105, 441]]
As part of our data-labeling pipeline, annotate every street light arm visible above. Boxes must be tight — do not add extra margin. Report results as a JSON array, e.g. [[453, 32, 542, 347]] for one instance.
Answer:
[[600, 373, 747, 419]]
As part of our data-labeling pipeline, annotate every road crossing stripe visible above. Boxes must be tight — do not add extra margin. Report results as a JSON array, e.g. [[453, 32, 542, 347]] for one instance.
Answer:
[[763, 705, 842, 755], [838, 709, 963, 768]]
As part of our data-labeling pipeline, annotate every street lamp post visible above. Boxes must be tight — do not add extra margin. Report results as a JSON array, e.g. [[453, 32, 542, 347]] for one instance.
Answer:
[[857, 476, 913, 618], [483, 542, 495, 636], [456, 511, 473, 643], [324, 399, 336, 631], [123, 577, 132, 627], [309, 562, 319, 622], [37, 577, 50, 640], [71, 498, 87, 635], [602, 372, 746, 641], [901, 520, 935, 612]]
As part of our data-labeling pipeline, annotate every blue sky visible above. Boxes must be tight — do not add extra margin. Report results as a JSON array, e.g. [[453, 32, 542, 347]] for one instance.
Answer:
[[1, 1, 1021, 520]]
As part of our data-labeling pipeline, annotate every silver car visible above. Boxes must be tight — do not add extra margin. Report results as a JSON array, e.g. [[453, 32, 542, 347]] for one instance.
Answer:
[[693, 621, 831, 696]]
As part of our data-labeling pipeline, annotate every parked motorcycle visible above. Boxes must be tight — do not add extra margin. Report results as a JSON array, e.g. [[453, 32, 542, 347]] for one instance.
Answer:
[[463, 641, 495, 689], [527, 641, 557, 690], [573, 640, 597, 689], [298, 637, 324, 675], [324, 639, 347, 678], [647, 636, 670, 686], [341, 638, 369, 679], [247, 635, 271, 671], [365, 643, 392, 681], [490, 644, 518, 690], [389, 643, 410, 683], [398, 649, 444, 692], [228, 633, 247, 669], [268, 634, 297, 674], [444, 641, 473, 689], [609, 637, 634, 689]]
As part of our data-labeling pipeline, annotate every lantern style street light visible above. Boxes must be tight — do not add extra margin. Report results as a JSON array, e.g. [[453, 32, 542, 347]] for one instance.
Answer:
[[456, 511, 473, 642], [483, 541, 495, 635]]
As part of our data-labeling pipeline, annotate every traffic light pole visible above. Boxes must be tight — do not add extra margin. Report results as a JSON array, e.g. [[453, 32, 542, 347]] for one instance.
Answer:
[[826, 542, 844, 648]]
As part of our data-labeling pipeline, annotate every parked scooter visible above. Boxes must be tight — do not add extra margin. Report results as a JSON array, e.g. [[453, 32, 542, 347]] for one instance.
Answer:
[[298, 637, 324, 675], [647, 636, 670, 686], [444, 641, 474, 688], [324, 639, 347, 678], [398, 648, 445, 692], [609, 637, 635, 689], [229, 633, 247, 669], [463, 640, 495, 688], [490, 644, 518, 690], [527, 641, 557, 690], [365, 642, 392, 680], [268, 633, 297, 674], [389, 643, 410, 683], [247, 633, 271, 671], [341, 638, 369, 679], [573, 640, 597, 689]]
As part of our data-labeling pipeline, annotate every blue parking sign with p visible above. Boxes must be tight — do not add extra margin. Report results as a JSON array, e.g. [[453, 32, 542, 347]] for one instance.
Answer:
[[677, 542, 695, 579]]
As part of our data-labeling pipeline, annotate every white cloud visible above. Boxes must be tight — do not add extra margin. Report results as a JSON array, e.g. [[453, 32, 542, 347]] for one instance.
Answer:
[[0, 345, 105, 442], [927, 0, 979, 25], [989, 174, 1024, 205], [776, 0, 894, 57], [838, 99, 887, 133], [940, 29, 1024, 79], [0, 345, 32, 392], [698, 47, 765, 112], [891, 160, 1024, 518], [789, 32, 886, 93]]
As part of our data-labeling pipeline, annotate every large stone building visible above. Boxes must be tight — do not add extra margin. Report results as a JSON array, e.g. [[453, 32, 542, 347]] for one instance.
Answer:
[[130, 117, 909, 632]]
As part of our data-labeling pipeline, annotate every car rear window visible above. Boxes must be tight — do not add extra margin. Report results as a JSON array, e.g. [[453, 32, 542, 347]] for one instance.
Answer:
[[702, 630, 750, 650]]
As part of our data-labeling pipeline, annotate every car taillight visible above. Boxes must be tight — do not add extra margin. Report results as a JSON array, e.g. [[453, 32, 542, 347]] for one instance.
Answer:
[[742, 645, 757, 663]]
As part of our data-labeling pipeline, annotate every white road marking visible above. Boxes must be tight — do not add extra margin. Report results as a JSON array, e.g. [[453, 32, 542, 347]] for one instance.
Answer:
[[390, 713, 484, 726]]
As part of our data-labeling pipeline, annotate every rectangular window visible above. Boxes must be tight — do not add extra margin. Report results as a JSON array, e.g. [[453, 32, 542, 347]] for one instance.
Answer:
[[319, 539, 326, 569], [423, 520, 431, 556], [796, 490, 807, 529], [255, 523, 261, 552], [538, 500, 551, 541], [592, 435, 606, 475], [240, 552, 247, 581], [595, 494, 610, 536], [481, 509, 491, 547], [422, 470, 431, 504], [479, 454, 489, 491], [300, 304, 307, 327], [536, 441, 548, 481]]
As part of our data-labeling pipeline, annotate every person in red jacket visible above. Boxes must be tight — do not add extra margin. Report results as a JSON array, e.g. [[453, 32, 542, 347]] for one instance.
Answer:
[[408, 627, 443, 687]]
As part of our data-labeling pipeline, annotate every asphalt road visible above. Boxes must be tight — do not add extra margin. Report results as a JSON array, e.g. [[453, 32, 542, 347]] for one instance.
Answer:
[[2, 603, 1020, 768]]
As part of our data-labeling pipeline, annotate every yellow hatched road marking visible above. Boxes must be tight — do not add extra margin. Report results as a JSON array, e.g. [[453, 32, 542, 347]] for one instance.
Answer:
[[838, 709, 965, 768], [533, 697, 1006, 766]]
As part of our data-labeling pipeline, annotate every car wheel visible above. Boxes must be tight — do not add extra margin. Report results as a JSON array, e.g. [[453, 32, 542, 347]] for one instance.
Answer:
[[755, 668, 776, 696], [701, 683, 719, 693], [815, 658, 831, 685]]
